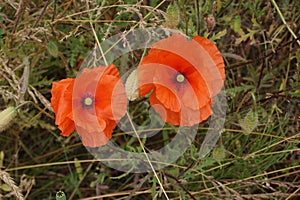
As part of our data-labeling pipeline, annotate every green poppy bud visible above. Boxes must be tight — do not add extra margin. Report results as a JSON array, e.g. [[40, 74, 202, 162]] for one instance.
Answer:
[[0, 106, 17, 132], [165, 4, 180, 29]]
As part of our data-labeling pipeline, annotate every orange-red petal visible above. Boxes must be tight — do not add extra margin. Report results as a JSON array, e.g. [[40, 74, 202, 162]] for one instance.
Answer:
[[193, 36, 225, 84], [149, 90, 212, 126], [51, 78, 75, 136], [57, 118, 76, 137], [95, 74, 127, 121], [76, 118, 116, 147]]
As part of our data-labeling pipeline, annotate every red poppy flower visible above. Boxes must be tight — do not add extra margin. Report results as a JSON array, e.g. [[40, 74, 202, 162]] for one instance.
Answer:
[[138, 34, 225, 126], [51, 64, 127, 147]]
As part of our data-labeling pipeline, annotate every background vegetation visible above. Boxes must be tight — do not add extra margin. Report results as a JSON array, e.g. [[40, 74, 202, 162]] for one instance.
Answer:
[[0, 0, 299, 199]]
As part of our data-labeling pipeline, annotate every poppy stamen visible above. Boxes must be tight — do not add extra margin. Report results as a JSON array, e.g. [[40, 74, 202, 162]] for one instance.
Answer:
[[84, 97, 93, 106], [176, 73, 185, 83]]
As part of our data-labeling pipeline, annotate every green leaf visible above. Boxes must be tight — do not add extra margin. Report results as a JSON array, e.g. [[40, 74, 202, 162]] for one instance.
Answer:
[[74, 158, 83, 180], [151, 177, 157, 198], [0, 183, 11, 192], [289, 90, 300, 98], [168, 167, 179, 177], [212, 146, 226, 162], [47, 40, 59, 57], [200, 157, 216, 169], [232, 15, 241, 33], [239, 109, 258, 134], [211, 29, 227, 41]]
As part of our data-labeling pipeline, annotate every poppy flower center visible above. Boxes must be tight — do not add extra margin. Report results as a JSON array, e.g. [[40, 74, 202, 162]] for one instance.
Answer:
[[176, 74, 185, 83], [80, 94, 95, 110], [84, 97, 93, 106]]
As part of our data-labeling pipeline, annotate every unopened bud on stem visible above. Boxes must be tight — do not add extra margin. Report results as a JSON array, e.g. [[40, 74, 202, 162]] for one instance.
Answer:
[[165, 4, 180, 29], [0, 101, 30, 132], [0, 107, 17, 132]]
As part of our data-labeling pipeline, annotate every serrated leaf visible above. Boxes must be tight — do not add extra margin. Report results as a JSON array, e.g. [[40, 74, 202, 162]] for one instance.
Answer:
[[232, 15, 241, 33], [212, 146, 226, 162], [200, 157, 216, 169], [165, 4, 180, 28], [239, 109, 258, 134], [74, 158, 83, 180], [211, 29, 227, 41], [47, 40, 58, 57], [125, 69, 139, 101]]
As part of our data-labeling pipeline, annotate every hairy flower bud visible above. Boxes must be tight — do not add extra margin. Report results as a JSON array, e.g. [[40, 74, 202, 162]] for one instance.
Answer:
[[204, 14, 216, 31], [165, 4, 180, 29], [0, 106, 17, 132]]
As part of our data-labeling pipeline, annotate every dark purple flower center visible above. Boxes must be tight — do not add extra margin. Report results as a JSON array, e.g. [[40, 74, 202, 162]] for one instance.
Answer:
[[80, 93, 94, 110]]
